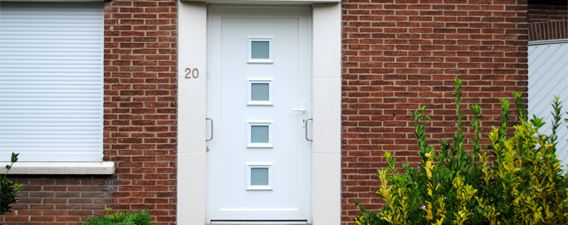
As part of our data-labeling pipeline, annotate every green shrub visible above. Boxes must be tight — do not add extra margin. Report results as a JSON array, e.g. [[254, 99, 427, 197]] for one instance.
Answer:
[[355, 79, 568, 225], [1, 152, 23, 215], [82, 211, 152, 225]]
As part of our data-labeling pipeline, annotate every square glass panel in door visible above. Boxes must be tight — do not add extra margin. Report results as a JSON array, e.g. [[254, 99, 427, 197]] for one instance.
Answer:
[[251, 41, 269, 58], [246, 162, 273, 191], [249, 38, 272, 63], [248, 78, 274, 106], [251, 83, 269, 101], [251, 168, 269, 186], [247, 121, 272, 148], [251, 125, 269, 143]]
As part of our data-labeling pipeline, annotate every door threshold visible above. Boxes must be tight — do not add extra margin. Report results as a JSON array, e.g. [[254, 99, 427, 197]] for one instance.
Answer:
[[209, 221, 309, 225], [209, 224, 309, 225]]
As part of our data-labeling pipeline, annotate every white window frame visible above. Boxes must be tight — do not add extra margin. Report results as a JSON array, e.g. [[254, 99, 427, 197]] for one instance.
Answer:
[[248, 36, 273, 64], [247, 78, 273, 106], [246, 162, 273, 191], [178, 1, 342, 224], [247, 120, 273, 148]]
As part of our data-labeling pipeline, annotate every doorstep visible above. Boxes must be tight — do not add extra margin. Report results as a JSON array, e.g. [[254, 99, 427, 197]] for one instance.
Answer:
[[208, 222, 309, 225]]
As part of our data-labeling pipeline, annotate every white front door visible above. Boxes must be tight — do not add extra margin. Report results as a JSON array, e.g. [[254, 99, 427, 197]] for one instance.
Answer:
[[206, 6, 312, 223]]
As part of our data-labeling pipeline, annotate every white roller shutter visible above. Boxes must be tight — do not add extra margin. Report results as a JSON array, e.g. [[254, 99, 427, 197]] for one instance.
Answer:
[[528, 41, 568, 167], [0, 2, 104, 161]]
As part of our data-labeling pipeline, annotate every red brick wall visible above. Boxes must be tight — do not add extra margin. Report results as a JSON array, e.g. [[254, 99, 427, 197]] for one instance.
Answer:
[[103, 0, 177, 223], [1, 0, 531, 224], [1, 1, 178, 224], [341, 0, 528, 224], [1, 176, 112, 224], [528, 1, 568, 40]]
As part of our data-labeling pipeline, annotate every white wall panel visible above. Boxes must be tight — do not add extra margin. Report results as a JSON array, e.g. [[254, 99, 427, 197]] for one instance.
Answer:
[[528, 42, 568, 167], [0, 2, 103, 161]]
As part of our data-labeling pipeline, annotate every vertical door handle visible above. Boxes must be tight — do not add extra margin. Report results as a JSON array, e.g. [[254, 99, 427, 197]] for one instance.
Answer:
[[206, 118, 213, 141], [304, 118, 313, 142]]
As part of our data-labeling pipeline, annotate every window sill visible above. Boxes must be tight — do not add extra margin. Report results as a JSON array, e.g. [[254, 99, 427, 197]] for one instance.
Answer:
[[0, 162, 115, 175]]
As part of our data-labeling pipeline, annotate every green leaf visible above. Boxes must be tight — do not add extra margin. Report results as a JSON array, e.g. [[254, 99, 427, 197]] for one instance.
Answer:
[[10, 153, 19, 164]]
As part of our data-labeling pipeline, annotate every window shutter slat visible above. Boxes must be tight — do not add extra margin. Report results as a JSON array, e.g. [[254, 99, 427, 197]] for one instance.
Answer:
[[0, 2, 103, 162]]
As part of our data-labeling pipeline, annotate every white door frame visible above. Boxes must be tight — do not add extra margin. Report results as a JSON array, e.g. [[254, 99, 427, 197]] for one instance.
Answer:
[[177, 1, 341, 224]]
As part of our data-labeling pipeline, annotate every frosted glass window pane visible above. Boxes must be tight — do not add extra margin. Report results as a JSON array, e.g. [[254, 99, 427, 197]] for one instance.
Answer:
[[251, 168, 269, 186], [251, 125, 269, 143], [251, 83, 269, 101], [251, 41, 270, 59]]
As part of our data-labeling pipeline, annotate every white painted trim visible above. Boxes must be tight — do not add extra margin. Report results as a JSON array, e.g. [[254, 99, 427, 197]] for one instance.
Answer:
[[311, 4, 342, 225], [178, 2, 208, 225], [0, 162, 114, 175], [177, 2, 342, 225], [529, 39, 568, 46]]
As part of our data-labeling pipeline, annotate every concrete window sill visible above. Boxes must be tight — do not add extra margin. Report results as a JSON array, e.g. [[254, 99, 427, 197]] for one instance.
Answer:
[[0, 162, 115, 175]]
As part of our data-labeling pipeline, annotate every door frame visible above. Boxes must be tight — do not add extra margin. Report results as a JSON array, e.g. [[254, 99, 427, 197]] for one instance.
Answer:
[[177, 1, 342, 224]]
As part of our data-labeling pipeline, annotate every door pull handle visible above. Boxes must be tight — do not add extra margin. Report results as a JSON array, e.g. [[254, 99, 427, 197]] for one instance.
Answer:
[[206, 118, 214, 141], [304, 118, 313, 142]]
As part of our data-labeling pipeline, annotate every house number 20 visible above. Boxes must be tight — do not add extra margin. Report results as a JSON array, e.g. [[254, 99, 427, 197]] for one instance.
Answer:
[[184, 67, 199, 79]]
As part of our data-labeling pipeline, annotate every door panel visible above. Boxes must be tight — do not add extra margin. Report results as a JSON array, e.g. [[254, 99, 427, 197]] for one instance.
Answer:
[[206, 6, 312, 222]]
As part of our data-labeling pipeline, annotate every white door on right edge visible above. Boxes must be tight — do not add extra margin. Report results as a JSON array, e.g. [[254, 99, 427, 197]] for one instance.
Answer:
[[528, 42, 568, 165], [206, 6, 312, 223]]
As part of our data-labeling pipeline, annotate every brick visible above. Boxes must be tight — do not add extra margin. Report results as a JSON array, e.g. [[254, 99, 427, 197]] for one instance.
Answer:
[[341, 0, 528, 224], [0, 0, 535, 225], [1, 1, 177, 224]]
